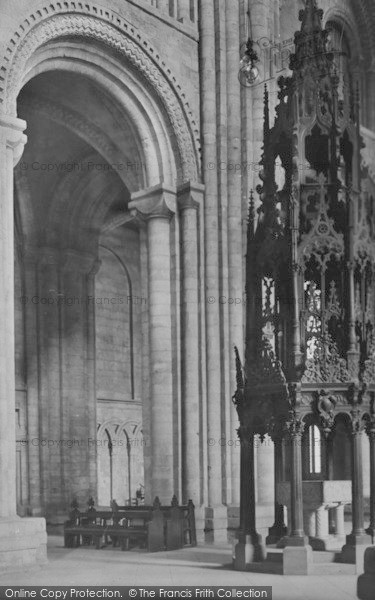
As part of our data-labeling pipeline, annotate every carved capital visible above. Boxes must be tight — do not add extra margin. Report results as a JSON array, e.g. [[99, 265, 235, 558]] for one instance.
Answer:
[[129, 184, 177, 221], [285, 411, 305, 438], [0, 115, 27, 166], [349, 408, 366, 435], [366, 421, 375, 441], [177, 181, 204, 211]]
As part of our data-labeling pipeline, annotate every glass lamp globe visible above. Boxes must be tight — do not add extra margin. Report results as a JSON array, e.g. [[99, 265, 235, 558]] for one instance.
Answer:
[[238, 60, 260, 86]]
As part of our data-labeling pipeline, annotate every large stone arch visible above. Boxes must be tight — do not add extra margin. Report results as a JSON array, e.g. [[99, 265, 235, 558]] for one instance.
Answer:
[[0, 1, 201, 183]]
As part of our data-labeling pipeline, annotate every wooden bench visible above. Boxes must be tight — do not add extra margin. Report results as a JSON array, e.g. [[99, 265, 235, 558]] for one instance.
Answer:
[[64, 495, 196, 552], [64, 497, 164, 551], [115, 495, 197, 549]]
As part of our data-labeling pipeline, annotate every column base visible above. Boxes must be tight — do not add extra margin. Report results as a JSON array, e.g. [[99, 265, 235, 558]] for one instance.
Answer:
[[0, 516, 47, 570], [266, 523, 287, 545], [341, 534, 372, 572], [204, 505, 228, 543], [308, 535, 330, 551], [283, 544, 313, 575], [233, 532, 266, 570]]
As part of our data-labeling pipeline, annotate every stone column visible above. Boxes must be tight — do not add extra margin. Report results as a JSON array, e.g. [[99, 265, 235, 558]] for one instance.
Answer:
[[177, 182, 204, 506], [366, 423, 375, 542], [130, 184, 176, 504], [285, 417, 307, 544], [22, 250, 43, 516], [226, 0, 242, 508], [267, 434, 287, 544], [0, 114, 46, 568], [304, 510, 316, 538], [199, 0, 226, 536], [234, 427, 266, 570], [315, 506, 329, 542], [283, 414, 312, 576], [335, 504, 345, 538], [342, 419, 371, 569]]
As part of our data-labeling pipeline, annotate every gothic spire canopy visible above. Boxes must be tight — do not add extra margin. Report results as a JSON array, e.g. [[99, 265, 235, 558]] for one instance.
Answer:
[[232, 0, 375, 569], [234, 0, 375, 442]]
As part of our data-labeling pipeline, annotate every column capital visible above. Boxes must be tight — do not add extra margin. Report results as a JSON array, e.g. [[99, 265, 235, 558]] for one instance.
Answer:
[[129, 183, 177, 220], [0, 114, 27, 166], [177, 181, 205, 211]]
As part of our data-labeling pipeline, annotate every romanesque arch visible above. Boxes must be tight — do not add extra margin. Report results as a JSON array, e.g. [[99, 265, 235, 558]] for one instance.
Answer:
[[0, 1, 201, 184]]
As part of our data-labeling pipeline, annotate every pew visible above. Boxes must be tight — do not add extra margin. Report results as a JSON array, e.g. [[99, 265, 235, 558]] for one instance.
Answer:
[[115, 496, 197, 548], [64, 495, 196, 552]]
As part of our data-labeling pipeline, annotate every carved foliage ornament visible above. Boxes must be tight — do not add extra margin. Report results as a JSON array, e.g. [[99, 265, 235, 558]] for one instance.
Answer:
[[360, 343, 375, 385], [302, 333, 351, 383], [285, 411, 305, 438], [317, 389, 337, 433], [247, 337, 287, 385], [299, 174, 344, 268], [350, 408, 367, 434]]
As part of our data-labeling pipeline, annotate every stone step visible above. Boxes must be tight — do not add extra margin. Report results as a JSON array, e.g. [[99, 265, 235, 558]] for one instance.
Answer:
[[266, 549, 283, 563], [310, 562, 356, 575]]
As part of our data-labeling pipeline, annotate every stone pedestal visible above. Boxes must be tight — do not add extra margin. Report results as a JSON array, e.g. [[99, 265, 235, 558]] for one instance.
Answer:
[[234, 533, 266, 570], [357, 546, 375, 599], [0, 517, 47, 570], [341, 538, 370, 572], [205, 505, 228, 543], [283, 545, 313, 575]]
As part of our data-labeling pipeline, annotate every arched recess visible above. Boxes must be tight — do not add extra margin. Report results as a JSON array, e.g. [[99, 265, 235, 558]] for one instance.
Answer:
[[323, 3, 374, 129], [95, 245, 136, 400], [96, 419, 143, 506], [0, 3, 201, 185]]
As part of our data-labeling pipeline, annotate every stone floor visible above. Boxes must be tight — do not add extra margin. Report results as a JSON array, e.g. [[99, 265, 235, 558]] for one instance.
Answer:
[[0, 535, 362, 600]]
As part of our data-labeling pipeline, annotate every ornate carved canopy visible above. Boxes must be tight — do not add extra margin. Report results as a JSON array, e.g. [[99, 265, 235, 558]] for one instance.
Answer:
[[234, 0, 375, 438]]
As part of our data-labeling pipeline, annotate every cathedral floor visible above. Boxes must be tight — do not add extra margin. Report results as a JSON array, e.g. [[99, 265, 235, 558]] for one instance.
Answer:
[[0, 535, 361, 600]]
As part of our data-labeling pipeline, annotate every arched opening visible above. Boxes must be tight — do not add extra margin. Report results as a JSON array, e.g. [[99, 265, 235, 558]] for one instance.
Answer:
[[10, 15, 196, 515]]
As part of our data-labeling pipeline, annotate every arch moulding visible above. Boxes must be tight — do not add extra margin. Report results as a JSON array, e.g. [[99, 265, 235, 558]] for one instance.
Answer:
[[0, 1, 201, 182]]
